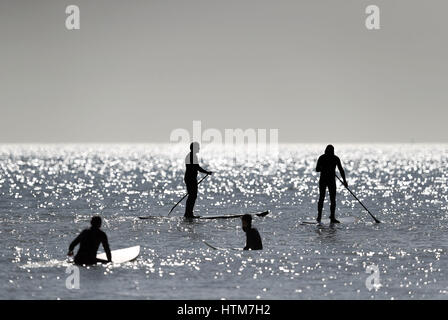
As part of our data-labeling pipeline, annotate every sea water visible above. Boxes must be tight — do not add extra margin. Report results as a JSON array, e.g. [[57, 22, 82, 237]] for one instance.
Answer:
[[1, 144, 448, 299]]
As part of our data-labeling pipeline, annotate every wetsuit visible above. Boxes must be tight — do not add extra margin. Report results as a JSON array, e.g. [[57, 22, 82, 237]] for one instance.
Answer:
[[69, 227, 111, 265], [244, 227, 263, 250], [316, 153, 346, 220], [184, 152, 208, 218]]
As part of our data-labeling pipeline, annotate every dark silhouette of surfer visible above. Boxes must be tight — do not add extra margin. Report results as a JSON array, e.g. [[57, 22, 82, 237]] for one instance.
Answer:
[[67, 216, 112, 265], [184, 142, 212, 218], [316, 145, 348, 223], [242, 214, 263, 250]]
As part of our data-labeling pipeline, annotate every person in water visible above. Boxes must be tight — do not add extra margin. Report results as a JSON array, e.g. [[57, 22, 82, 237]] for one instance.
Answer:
[[184, 142, 212, 218], [67, 216, 112, 265], [242, 214, 263, 250], [315, 144, 348, 223]]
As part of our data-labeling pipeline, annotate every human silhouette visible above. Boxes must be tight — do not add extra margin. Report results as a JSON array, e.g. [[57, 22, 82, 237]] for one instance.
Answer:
[[184, 142, 212, 218], [67, 216, 111, 265], [242, 214, 263, 250], [315, 145, 348, 223]]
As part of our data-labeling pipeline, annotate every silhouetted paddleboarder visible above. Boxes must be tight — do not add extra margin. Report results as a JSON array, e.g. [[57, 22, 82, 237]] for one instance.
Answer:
[[67, 216, 112, 265], [316, 145, 348, 224], [184, 142, 212, 218], [242, 214, 263, 250]]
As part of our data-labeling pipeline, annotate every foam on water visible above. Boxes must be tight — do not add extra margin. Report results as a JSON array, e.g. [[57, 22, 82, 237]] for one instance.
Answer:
[[1, 144, 448, 299]]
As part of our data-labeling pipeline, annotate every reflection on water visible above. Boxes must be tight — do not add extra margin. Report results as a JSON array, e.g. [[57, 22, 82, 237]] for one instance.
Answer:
[[315, 224, 338, 241], [1, 144, 448, 299]]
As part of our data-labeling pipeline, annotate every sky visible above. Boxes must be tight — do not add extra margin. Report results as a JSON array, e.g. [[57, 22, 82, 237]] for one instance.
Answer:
[[0, 0, 447, 143]]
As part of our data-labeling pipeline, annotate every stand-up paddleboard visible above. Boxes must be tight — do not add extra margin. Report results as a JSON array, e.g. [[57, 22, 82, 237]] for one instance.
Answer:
[[97, 245, 140, 263], [300, 216, 357, 226], [197, 210, 270, 220], [139, 210, 270, 220], [137, 216, 176, 220]]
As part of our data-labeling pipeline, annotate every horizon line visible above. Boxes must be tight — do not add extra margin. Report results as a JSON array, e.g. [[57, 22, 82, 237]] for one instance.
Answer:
[[0, 141, 447, 145]]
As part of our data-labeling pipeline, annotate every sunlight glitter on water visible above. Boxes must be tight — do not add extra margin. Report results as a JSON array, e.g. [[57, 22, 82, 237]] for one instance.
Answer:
[[1, 144, 448, 299]]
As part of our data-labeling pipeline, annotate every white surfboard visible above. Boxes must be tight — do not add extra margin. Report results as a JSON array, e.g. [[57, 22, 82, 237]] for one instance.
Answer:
[[97, 245, 140, 263]]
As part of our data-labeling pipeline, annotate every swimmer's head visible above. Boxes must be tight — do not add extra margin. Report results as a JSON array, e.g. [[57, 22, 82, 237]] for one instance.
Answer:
[[325, 144, 334, 156], [190, 142, 200, 153], [91, 216, 102, 229]]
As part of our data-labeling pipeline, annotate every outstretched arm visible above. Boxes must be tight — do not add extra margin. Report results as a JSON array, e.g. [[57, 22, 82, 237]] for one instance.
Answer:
[[68, 231, 84, 255], [337, 158, 347, 186], [102, 234, 112, 262], [197, 164, 212, 175], [190, 154, 212, 175]]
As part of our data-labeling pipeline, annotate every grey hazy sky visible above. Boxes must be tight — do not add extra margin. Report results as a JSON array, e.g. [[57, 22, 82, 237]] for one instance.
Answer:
[[0, 0, 447, 143]]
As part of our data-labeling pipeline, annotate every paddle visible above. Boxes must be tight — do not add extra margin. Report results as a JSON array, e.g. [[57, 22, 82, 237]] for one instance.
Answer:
[[202, 240, 219, 250], [336, 175, 381, 223], [168, 173, 210, 216]]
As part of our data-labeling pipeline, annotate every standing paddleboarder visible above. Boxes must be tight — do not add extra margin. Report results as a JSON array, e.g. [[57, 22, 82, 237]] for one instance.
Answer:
[[67, 216, 112, 265], [184, 142, 212, 218], [315, 145, 348, 223]]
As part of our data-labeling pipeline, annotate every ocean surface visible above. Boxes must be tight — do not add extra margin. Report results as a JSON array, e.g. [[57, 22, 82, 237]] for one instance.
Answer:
[[1, 144, 448, 300]]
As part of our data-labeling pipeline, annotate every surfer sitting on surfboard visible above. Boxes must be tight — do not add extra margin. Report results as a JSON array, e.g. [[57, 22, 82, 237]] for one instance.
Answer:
[[67, 216, 112, 265], [316, 145, 348, 224], [184, 142, 212, 218], [242, 214, 263, 250]]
